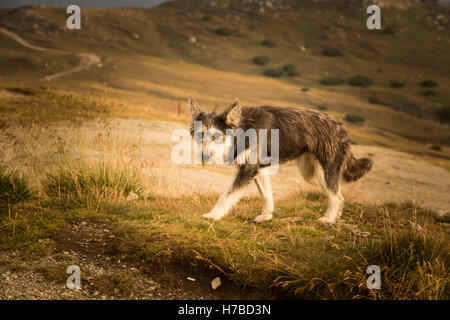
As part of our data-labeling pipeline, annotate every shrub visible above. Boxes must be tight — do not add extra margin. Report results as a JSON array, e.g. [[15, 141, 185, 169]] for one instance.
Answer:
[[369, 96, 380, 104], [322, 47, 342, 57], [202, 15, 212, 21], [261, 39, 276, 47], [0, 169, 36, 210], [430, 145, 442, 151], [253, 56, 270, 66], [301, 88, 309, 92], [423, 90, 437, 97], [421, 80, 438, 87], [283, 64, 296, 72], [345, 114, 365, 123], [320, 77, 344, 86], [317, 105, 328, 111], [286, 70, 300, 77], [348, 75, 373, 88], [436, 106, 450, 122], [263, 68, 284, 78], [382, 25, 396, 35], [390, 80, 404, 88], [215, 28, 234, 36], [376, 68, 383, 73]]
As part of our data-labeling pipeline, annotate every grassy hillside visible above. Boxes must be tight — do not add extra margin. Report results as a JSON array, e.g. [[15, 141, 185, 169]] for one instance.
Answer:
[[0, 0, 449, 300]]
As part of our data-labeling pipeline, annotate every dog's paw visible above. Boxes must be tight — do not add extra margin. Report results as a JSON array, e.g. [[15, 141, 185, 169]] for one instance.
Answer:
[[203, 213, 221, 221], [254, 214, 273, 223], [317, 216, 337, 224]]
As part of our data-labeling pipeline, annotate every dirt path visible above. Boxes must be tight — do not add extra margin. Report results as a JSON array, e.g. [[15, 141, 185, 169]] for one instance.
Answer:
[[0, 26, 100, 81]]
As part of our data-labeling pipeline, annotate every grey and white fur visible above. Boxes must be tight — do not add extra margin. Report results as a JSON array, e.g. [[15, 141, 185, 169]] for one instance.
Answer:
[[188, 97, 373, 224]]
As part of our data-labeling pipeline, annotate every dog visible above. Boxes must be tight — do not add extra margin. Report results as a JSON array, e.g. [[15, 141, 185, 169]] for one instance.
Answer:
[[188, 96, 373, 224]]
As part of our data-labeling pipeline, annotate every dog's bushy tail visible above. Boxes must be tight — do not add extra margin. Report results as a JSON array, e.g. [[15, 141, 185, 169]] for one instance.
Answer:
[[343, 154, 373, 182]]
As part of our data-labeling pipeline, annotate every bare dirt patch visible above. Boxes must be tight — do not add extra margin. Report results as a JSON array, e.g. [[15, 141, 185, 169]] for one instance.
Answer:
[[0, 219, 278, 300]]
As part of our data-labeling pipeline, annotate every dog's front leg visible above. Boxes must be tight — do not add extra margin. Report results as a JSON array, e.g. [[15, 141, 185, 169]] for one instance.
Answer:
[[203, 165, 258, 221], [254, 168, 274, 223]]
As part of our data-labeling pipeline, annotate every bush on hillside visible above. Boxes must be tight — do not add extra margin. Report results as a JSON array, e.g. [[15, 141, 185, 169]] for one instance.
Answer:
[[390, 80, 405, 88], [261, 39, 276, 47], [436, 106, 450, 122], [215, 28, 234, 36], [263, 68, 284, 78], [322, 47, 342, 57], [423, 90, 437, 97], [349, 75, 373, 88], [421, 80, 438, 87], [320, 77, 344, 86], [253, 56, 271, 66], [345, 114, 365, 123]]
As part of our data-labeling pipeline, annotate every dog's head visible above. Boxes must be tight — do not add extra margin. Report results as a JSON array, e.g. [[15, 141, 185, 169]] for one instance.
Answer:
[[188, 96, 241, 164]]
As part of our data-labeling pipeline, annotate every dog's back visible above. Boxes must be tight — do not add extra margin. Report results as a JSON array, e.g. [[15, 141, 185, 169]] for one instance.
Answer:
[[239, 106, 350, 164]]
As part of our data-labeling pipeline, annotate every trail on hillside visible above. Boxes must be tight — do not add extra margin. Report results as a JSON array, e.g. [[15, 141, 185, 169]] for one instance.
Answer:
[[0, 26, 101, 80]]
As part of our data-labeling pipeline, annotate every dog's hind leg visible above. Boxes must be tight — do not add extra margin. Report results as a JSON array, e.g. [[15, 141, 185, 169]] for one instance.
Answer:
[[203, 165, 258, 221], [254, 167, 274, 223], [317, 186, 344, 224], [314, 161, 344, 224]]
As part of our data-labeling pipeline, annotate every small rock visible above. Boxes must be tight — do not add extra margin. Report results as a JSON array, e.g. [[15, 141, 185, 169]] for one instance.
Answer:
[[126, 192, 139, 201], [409, 220, 423, 232], [211, 277, 221, 290]]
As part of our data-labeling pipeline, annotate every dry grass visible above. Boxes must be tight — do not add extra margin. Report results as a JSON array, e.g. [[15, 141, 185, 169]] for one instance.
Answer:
[[0, 84, 447, 300]]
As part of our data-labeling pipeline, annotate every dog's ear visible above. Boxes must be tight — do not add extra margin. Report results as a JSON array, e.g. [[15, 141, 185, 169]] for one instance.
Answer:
[[225, 98, 241, 127], [188, 96, 203, 120]]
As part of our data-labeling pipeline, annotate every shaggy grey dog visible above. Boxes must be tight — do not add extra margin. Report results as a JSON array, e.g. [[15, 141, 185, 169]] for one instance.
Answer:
[[188, 97, 373, 224]]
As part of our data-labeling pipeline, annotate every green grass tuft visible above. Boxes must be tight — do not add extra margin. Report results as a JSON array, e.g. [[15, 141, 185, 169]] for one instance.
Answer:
[[45, 162, 146, 209], [430, 145, 442, 151], [0, 169, 36, 211]]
